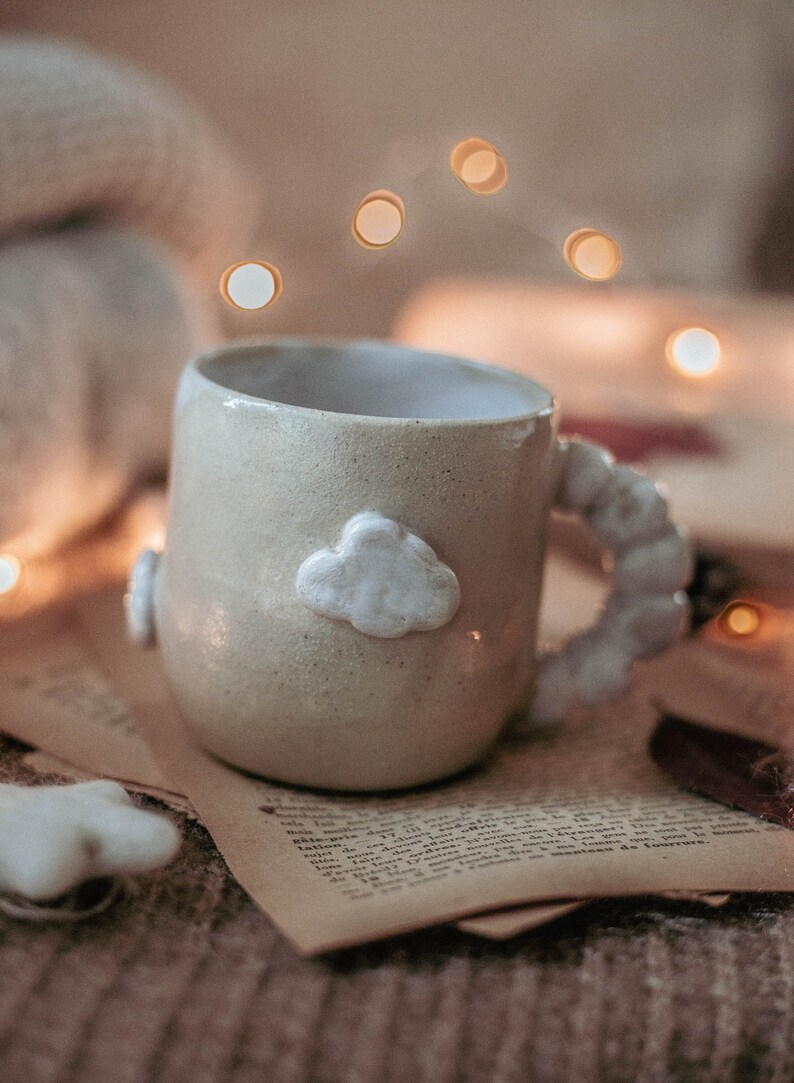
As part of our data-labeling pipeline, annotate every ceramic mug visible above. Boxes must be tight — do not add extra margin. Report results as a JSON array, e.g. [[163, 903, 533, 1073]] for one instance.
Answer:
[[127, 339, 691, 791]]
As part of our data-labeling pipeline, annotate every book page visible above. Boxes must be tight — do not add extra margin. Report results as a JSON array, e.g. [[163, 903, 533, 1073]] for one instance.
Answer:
[[458, 891, 731, 939], [19, 749, 197, 818], [457, 900, 587, 938], [641, 638, 794, 751], [64, 588, 793, 955], [0, 610, 171, 792]]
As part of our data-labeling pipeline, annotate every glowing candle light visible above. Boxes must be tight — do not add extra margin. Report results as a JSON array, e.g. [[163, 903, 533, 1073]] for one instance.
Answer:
[[450, 138, 508, 195], [719, 601, 761, 638], [563, 229, 622, 281], [220, 261, 282, 310], [352, 190, 405, 249], [666, 326, 721, 378], [0, 554, 21, 595]]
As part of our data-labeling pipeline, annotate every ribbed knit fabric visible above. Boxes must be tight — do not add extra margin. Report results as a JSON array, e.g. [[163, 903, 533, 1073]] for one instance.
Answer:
[[0, 37, 257, 559], [2, 735, 794, 1083], [0, 37, 256, 284]]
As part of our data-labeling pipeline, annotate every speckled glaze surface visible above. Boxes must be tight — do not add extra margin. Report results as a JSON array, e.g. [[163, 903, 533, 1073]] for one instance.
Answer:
[[154, 340, 559, 790]]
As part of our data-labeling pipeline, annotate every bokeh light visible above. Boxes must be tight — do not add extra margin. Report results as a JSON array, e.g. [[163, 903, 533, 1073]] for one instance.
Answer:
[[0, 554, 21, 595], [352, 190, 405, 249], [666, 327, 721, 378], [450, 138, 508, 195], [220, 261, 283, 310], [718, 601, 761, 638], [563, 229, 622, 281]]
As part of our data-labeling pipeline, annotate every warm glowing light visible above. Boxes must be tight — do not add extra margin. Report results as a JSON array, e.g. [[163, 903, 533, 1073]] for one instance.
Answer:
[[220, 261, 283, 310], [666, 327, 721, 378], [563, 229, 622, 281], [125, 489, 167, 555], [461, 150, 497, 184], [352, 190, 405, 249], [719, 601, 761, 638], [0, 554, 21, 595], [450, 138, 508, 195], [142, 526, 166, 552]]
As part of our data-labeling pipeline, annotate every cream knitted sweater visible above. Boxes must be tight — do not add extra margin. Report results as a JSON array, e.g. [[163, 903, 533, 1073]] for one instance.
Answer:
[[0, 37, 257, 559]]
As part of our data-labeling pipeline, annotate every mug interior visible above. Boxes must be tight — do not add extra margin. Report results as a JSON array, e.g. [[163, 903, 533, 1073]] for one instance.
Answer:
[[197, 340, 552, 421]]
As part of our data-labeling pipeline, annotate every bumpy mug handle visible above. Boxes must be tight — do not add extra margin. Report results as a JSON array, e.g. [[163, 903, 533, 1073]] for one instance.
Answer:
[[530, 438, 693, 725]]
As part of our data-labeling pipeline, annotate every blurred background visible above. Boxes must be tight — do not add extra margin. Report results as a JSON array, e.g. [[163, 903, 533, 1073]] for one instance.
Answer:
[[0, 7, 792, 1073], [4, 0, 793, 338], [0, 0, 791, 616]]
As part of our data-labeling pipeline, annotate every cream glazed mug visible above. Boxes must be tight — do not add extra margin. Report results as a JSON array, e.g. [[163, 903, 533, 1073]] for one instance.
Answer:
[[127, 339, 692, 791]]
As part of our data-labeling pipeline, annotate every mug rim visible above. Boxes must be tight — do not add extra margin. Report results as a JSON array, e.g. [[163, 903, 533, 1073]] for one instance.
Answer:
[[187, 336, 557, 427]]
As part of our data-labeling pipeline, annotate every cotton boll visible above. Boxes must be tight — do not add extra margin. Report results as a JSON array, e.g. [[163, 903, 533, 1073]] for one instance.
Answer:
[[0, 781, 180, 901]]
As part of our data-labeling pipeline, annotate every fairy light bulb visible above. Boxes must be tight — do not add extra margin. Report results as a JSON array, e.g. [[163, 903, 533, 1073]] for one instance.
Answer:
[[563, 229, 622, 281], [450, 138, 508, 195], [719, 601, 761, 638], [220, 261, 283, 310], [666, 327, 721, 378], [352, 190, 405, 249], [0, 555, 21, 595]]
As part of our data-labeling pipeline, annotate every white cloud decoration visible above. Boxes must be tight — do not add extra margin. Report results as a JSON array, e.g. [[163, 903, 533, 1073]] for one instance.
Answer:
[[0, 780, 180, 901], [296, 511, 460, 638]]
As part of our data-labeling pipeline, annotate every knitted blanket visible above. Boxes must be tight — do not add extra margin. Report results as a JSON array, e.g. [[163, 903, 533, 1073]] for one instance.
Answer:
[[2, 733, 794, 1083], [0, 37, 257, 559]]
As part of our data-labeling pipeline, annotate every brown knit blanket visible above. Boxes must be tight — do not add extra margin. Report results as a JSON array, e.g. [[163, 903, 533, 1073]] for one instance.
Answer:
[[0, 735, 792, 1083]]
